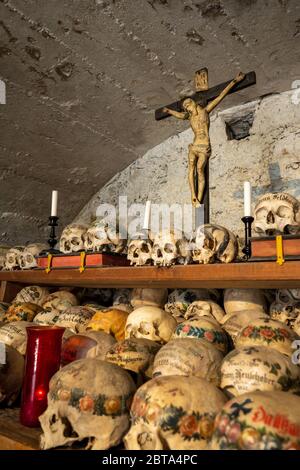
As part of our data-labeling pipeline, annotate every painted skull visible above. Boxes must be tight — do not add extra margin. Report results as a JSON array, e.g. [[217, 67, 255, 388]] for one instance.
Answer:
[[124, 375, 226, 450], [209, 391, 300, 450], [13, 285, 50, 306], [86, 308, 129, 341], [39, 359, 136, 450], [253, 192, 300, 236]]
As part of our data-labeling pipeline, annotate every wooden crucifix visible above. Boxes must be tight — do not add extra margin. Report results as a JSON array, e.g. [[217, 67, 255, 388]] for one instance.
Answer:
[[155, 69, 256, 224]]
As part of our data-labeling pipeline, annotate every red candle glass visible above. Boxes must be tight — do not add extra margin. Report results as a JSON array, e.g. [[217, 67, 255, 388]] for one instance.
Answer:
[[20, 325, 65, 427]]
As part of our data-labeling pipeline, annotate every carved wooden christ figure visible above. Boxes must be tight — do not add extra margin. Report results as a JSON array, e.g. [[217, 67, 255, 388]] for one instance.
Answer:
[[163, 71, 245, 207]]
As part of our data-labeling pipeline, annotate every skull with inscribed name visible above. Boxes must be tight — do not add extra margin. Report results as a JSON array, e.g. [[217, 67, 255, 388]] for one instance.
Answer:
[[13, 285, 50, 307], [39, 359, 136, 450], [152, 338, 223, 385], [253, 192, 300, 236], [125, 306, 177, 344], [220, 346, 300, 397], [105, 338, 161, 378], [124, 375, 226, 450], [209, 391, 300, 450]]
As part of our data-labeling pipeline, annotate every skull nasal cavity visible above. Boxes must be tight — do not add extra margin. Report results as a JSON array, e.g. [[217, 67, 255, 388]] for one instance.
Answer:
[[61, 417, 79, 438], [156, 249, 163, 257], [267, 211, 275, 224]]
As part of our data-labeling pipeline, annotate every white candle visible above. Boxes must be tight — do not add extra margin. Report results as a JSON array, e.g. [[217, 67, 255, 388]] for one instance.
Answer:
[[244, 182, 251, 217], [51, 190, 58, 217], [143, 200, 151, 230]]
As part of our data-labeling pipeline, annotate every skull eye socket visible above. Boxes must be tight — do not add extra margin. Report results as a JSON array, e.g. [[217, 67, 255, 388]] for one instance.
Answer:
[[277, 205, 292, 218], [278, 292, 292, 304], [141, 244, 150, 254], [26, 255, 33, 263], [71, 237, 80, 246], [256, 208, 268, 220], [164, 243, 174, 254]]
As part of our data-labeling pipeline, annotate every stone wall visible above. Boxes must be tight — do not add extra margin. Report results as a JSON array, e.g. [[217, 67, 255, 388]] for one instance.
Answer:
[[74, 90, 300, 237]]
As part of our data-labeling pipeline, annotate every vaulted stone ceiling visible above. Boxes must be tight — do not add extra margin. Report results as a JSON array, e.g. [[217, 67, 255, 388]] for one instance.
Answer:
[[0, 0, 299, 244]]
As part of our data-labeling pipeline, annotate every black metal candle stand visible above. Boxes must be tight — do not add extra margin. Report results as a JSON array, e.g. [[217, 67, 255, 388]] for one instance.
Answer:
[[40, 216, 61, 255], [242, 216, 254, 260]]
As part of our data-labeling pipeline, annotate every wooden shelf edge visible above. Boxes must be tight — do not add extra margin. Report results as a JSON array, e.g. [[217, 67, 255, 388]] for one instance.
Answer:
[[0, 261, 299, 288]]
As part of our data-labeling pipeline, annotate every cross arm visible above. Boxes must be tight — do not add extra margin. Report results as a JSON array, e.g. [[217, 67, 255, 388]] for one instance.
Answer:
[[155, 71, 256, 121]]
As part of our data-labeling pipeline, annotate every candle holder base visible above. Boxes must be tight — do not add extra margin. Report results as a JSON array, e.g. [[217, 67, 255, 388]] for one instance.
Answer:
[[242, 216, 254, 260]]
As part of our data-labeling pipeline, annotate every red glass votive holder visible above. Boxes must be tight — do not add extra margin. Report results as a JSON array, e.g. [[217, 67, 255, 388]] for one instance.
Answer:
[[20, 325, 65, 427]]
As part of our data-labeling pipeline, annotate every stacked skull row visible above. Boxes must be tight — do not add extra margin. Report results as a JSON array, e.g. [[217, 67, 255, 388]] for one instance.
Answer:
[[1, 286, 300, 450]]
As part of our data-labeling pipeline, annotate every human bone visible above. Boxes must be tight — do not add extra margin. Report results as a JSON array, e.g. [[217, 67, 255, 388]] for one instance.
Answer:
[[18, 243, 47, 269], [0, 344, 24, 406], [220, 310, 269, 344], [185, 300, 226, 324], [151, 229, 192, 266], [152, 338, 223, 385], [4, 246, 25, 270], [127, 232, 153, 266], [270, 289, 300, 330], [224, 288, 268, 317], [220, 346, 300, 398], [84, 218, 126, 253], [39, 359, 136, 450], [59, 224, 88, 254], [0, 321, 32, 355], [191, 224, 238, 264], [209, 391, 300, 450], [112, 288, 133, 313], [53, 306, 95, 333], [131, 288, 168, 309], [235, 317, 299, 357], [253, 192, 300, 236], [86, 308, 129, 341], [106, 338, 161, 378], [61, 330, 116, 366], [164, 288, 220, 319], [3, 302, 42, 323], [124, 375, 226, 450], [13, 285, 50, 306], [41, 291, 79, 318], [125, 306, 177, 344], [172, 316, 228, 354]]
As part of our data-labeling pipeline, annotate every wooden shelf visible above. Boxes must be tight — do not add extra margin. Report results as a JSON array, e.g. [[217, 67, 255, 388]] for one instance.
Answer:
[[0, 408, 40, 450], [0, 261, 299, 289]]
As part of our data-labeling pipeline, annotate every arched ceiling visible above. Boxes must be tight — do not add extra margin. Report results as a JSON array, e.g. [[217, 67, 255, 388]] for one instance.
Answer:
[[0, 0, 299, 244]]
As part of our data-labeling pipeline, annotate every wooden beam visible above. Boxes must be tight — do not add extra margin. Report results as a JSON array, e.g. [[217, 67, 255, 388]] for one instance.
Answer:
[[0, 261, 299, 289], [155, 71, 256, 121]]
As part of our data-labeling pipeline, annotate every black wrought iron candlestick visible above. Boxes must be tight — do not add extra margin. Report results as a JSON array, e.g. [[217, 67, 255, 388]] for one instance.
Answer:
[[41, 216, 61, 254], [242, 216, 254, 260]]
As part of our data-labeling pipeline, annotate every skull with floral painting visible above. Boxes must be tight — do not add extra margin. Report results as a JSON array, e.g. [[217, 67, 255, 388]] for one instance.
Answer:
[[39, 359, 136, 450], [124, 375, 226, 450], [209, 391, 300, 450]]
